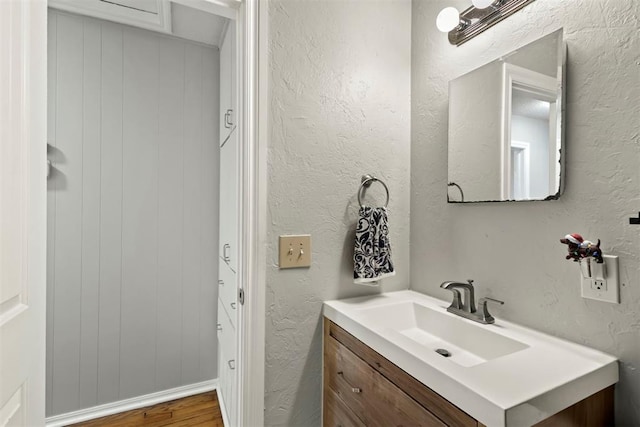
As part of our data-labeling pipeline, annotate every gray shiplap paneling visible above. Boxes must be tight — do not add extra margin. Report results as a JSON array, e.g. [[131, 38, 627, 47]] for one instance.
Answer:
[[181, 44, 204, 385], [52, 12, 84, 414], [46, 10, 57, 417], [97, 21, 124, 406], [199, 50, 219, 381], [156, 37, 186, 392], [79, 18, 102, 409], [119, 27, 161, 399], [47, 10, 219, 416]]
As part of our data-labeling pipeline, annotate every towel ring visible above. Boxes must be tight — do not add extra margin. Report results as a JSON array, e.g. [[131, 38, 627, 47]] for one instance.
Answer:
[[358, 174, 390, 208]]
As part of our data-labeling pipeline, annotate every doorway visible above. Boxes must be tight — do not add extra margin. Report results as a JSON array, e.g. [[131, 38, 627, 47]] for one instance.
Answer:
[[44, 1, 243, 425]]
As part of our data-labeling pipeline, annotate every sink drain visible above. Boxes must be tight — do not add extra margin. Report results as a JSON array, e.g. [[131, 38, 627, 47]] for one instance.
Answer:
[[435, 348, 451, 357]]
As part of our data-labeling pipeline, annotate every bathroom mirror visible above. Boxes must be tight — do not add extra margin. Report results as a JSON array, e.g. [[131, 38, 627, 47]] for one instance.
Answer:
[[447, 29, 565, 203]]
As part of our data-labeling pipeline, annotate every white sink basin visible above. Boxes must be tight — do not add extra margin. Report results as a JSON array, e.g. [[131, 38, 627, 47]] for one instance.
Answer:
[[357, 301, 529, 367], [323, 290, 618, 427]]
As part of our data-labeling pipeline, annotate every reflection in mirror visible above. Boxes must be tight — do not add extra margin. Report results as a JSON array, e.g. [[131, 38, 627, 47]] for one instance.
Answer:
[[447, 29, 565, 203]]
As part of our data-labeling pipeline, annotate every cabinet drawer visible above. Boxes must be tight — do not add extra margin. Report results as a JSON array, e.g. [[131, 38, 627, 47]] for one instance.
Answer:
[[219, 129, 238, 272], [326, 319, 476, 427], [218, 258, 237, 328], [323, 387, 365, 427], [217, 343, 237, 425], [217, 297, 235, 361], [325, 336, 445, 427]]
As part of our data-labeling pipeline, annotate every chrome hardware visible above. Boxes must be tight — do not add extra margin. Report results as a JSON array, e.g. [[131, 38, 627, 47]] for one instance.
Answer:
[[223, 243, 231, 262], [447, 182, 465, 202], [219, 279, 224, 286], [224, 110, 231, 129], [228, 360, 235, 370], [440, 279, 476, 313], [477, 297, 504, 324], [230, 302, 236, 309], [440, 279, 503, 324], [217, 323, 222, 331], [447, 0, 537, 46], [224, 109, 234, 128], [238, 288, 245, 305], [358, 174, 390, 208]]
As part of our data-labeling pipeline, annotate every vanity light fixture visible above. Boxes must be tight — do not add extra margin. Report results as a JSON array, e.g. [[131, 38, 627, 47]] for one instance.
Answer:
[[436, 7, 470, 33], [437, 0, 536, 46]]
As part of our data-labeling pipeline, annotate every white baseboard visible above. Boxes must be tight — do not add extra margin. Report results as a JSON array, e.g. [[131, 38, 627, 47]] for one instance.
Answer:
[[45, 379, 218, 427]]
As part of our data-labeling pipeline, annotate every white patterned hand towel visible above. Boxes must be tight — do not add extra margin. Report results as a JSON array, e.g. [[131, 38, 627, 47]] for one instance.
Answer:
[[353, 206, 395, 285]]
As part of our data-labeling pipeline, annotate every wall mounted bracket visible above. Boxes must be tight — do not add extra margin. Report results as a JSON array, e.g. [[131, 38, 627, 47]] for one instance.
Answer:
[[448, 0, 537, 46]]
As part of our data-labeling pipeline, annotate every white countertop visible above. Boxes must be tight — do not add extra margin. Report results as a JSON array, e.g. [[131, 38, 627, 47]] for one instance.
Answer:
[[323, 290, 618, 427]]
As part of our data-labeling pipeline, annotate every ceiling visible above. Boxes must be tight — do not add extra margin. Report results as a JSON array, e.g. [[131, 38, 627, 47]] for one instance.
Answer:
[[171, 2, 228, 47]]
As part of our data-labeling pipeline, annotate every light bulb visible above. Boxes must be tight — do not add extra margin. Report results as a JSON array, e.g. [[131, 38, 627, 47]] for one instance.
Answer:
[[436, 7, 461, 33], [472, 0, 495, 9]]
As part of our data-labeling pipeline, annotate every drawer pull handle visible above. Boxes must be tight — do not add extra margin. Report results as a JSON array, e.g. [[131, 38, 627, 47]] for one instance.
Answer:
[[228, 359, 236, 370], [223, 244, 231, 262], [337, 371, 361, 394]]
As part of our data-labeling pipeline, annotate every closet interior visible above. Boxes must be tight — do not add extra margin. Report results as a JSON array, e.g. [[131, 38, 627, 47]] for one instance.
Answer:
[[45, 0, 240, 425]]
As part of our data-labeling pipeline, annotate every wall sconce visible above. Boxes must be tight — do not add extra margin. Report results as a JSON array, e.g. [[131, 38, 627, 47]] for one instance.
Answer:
[[437, 0, 536, 46]]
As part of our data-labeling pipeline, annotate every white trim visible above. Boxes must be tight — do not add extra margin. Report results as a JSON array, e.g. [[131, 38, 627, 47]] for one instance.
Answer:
[[238, 0, 267, 426], [171, 0, 239, 20], [44, 379, 218, 427], [500, 62, 557, 200], [49, 0, 172, 34], [510, 140, 531, 200], [217, 386, 231, 427], [1, 1, 47, 425]]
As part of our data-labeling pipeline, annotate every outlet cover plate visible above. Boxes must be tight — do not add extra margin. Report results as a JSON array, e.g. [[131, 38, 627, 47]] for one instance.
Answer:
[[279, 235, 311, 269], [581, 255, 619, 303]]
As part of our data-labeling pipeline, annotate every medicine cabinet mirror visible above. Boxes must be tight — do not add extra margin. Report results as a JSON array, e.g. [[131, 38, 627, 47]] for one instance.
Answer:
[[447, 29, 565, 203]]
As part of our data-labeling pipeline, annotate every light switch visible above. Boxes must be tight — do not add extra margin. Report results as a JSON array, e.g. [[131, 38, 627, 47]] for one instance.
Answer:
[[279, 235, 311, 269]]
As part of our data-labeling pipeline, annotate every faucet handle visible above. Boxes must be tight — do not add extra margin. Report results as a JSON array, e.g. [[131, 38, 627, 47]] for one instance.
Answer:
[[479, 297, 504, 305], [478, 297, 504, 324]]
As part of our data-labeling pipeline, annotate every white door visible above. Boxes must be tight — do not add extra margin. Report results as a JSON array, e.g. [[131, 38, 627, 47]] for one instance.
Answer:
[[0, 1, 47, 426]]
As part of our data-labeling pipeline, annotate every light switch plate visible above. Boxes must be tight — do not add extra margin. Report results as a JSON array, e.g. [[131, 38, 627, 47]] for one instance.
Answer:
[[580, 255, 619, 303], [279, 235, 311, 269]]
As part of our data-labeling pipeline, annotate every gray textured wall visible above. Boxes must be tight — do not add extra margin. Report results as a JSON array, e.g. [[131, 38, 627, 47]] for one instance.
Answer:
[[47, 10, 219, 416], [411, 0, 640, 425], [265, 0, 412, 425]]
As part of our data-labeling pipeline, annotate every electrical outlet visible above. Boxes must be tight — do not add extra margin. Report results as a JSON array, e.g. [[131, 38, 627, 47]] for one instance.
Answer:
[[592, 279, 607, 291], [581, 255, 619, 303]]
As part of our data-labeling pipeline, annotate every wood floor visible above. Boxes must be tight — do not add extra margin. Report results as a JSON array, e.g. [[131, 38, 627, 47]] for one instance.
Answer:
[[70, 391, 223, 427]]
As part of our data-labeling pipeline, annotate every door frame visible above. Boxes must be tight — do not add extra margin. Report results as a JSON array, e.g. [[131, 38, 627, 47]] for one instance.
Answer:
[[37, 0, 267, 425], [0, 1, 48, 426], [238, 0, 267, 425], [509, 140, 531, 200], [500, 62, 557, 200]]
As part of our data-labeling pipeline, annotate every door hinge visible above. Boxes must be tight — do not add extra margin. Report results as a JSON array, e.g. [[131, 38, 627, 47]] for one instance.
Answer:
[[238, 288, 245, 305]]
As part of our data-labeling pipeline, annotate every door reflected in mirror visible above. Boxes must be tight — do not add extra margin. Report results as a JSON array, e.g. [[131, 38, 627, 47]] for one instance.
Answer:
[[447, 29, 565, 203]]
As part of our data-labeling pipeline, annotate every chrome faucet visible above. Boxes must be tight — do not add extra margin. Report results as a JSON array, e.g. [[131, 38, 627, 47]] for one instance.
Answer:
[[440, 279, 504, 324]]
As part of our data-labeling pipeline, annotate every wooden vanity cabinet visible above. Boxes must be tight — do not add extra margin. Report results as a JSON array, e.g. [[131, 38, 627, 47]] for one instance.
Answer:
[[323, 318, 614, 427]]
